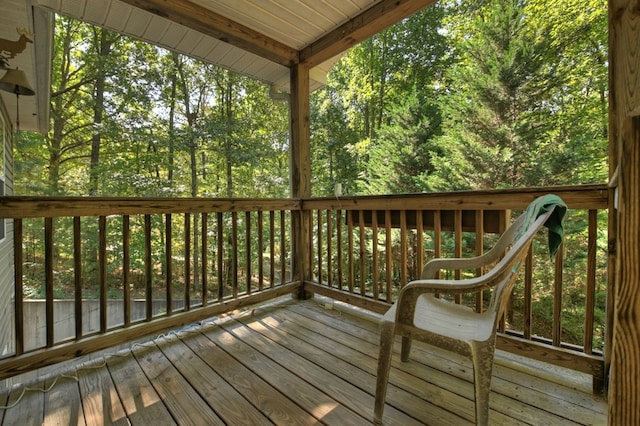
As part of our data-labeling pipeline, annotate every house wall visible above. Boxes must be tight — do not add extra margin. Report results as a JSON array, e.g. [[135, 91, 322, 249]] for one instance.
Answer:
[[0, 100, 14, 359]]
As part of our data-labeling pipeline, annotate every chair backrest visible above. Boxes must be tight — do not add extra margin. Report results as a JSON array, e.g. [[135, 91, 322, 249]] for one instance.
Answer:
[[484, 207, 555, 324]]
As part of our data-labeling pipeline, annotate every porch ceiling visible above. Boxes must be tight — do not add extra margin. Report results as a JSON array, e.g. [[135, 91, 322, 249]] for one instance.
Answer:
[[0, 0, 434, 133], [0, 0, 52, 133]]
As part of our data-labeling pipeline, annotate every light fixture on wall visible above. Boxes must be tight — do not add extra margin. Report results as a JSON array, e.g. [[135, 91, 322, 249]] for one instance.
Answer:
[[0, 68, 35, 131]]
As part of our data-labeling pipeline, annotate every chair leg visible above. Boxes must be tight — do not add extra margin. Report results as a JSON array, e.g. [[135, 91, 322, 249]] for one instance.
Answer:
[[400, 336, 412, 362], [374, 321, 395, 425], [470, 341, 496, 426]]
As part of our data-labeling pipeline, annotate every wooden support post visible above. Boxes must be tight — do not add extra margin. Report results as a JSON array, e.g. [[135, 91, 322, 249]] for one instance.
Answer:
[[290, 62, 312, 299], [608, 0, 640, 422]]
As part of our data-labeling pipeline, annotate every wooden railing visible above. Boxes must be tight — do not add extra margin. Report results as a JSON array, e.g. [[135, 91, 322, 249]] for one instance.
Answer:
[[302, 184, 610, 391], [0, 197, 298, 378], [0, 185, 612, 391]]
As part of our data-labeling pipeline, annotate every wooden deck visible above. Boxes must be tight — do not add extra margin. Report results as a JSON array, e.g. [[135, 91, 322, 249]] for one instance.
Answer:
[[0, 297, 607, 425]]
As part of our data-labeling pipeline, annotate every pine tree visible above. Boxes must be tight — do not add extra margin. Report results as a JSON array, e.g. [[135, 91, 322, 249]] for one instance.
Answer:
[[428, 0, 558, 190]]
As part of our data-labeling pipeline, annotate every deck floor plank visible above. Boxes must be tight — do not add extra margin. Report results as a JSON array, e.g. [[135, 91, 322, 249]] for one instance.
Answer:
[[105, 350, 176, 425], [0, 298, 608, 426], [43, 375, 85, 426], [235, 311, 433, 425], [2, 377, 45, 426], [0, 387, 7, 425], [238, 306, 470, 425], [179, 329, 322, 425], [77, 359, 129, 426], [202, 321, 368, 425], [156, 333, 272, 425], [132, 341, 225, 425], [272, 304, 526, 425]]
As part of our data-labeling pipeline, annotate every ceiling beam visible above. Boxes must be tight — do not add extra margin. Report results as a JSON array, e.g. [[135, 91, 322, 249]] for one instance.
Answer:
[[300, 0, 437, 68], [119, 0, 299, 67]]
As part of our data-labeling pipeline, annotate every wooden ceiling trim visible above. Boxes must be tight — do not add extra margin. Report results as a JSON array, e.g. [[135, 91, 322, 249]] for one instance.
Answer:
[[119, 0, 299, 67], [299, 0, 438, 68]]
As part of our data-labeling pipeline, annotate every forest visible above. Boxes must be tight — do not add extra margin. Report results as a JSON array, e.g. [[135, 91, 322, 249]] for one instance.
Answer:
[[15, 0, 607, 198], [14, 0, 608, 350]]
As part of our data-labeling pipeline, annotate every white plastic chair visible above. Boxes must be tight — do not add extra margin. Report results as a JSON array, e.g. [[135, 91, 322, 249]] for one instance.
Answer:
[[373, 195, 566, 425]]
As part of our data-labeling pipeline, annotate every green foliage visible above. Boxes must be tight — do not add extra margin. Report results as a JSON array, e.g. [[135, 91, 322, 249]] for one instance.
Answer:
[[423, 0, 607, 191], [311, 5, 450, 196]]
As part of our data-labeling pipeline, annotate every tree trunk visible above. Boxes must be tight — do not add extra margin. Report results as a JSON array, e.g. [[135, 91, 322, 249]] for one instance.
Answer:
[[88, 29, 112, 196]]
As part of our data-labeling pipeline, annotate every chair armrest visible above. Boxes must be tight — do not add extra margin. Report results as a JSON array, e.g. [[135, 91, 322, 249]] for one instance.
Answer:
[[403, 276, 489, 295], [393, 276, 490, 325], [421, 256, 493, 279]]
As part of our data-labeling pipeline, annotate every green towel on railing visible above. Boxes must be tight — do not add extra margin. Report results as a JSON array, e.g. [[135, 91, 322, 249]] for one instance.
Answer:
[[520, 194, 567, 259]]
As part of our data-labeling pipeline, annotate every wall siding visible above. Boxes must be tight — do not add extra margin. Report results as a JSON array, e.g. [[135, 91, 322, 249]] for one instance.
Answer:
[[0, 101, 15, 362]]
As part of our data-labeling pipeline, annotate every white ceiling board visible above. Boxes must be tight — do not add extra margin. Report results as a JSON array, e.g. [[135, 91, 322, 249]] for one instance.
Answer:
[[189, 0, 378, 48], [104, 1, 133, 32], [33, 0, 341, 92], [0, 0, 51, 132]]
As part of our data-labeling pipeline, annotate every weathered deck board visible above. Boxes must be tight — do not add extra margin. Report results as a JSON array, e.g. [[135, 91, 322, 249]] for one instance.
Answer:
[[2, 377, 44, 425], [157, 334, 270, 425], [44, 375, 86, 426], [0, 298, 607, 425], [180, 330, 320, 425], [77, 362, 128, 426], [132, 341, 225, 425], [105, 350, 174, 425]]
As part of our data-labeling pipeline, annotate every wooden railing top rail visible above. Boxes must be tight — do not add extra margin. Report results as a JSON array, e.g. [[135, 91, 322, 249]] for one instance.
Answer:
[[301, 184, 609, 211], [0, 197, 300, 218], [0, 184, 608, 219]]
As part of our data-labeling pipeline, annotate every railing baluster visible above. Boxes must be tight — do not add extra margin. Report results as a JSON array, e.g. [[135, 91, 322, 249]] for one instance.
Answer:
[[474, 210, 484, 313], [14, 218, 23, 355], [99, 216, 107, 333], [217, 212, 224, 301], [585, 209, 597, 354], [400, 210, 407, 288], [359, 210, 366, 296], [232, 212, 238, 297], [317, 209, 322, 285], [327, 210, 333, 288], [454, 210, 462, 304], [166, 214, 173, 315], [45, 217, 54, 347], [524, 248, 533, 339], [269, 211, 275, 288], [553, 243, 565, 347], [385, 210, 392, 302], [280, 210, 286, 284], [257, 211, 263, 291], [337, 209, 343, 291], [433, 211, 442, 299], [123, 215, 130, 326], [246, 211, 252, 294], [202, 212, 208, 305], [74, 217, 82, 339], [372, 210, 379, 300], [416, 210, 424, 283], [184, 213, 191, 309], [347, 210, 354, 293], [434, 210, 442, 278], [144, 214, 152, 321]]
